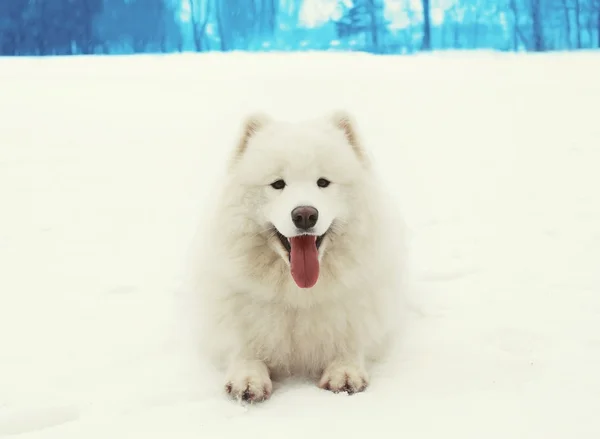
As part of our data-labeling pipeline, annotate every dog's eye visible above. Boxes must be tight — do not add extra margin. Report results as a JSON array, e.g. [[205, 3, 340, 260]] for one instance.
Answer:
[[270, 179, 286, 190], [317, 178, 330, 188]]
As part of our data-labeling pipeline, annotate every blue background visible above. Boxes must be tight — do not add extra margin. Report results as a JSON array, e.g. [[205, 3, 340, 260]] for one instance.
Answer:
[[1, 0, 599, 56]]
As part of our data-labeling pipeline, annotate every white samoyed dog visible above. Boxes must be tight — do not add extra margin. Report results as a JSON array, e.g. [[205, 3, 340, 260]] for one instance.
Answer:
[[193, 111, 404, 403]]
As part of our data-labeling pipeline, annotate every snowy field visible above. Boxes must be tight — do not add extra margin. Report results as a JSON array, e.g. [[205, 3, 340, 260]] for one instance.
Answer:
[[1, 51, 600, 438]]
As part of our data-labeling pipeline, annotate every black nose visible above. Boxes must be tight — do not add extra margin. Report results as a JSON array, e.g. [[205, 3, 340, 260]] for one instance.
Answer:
[[291, 206, 319, 230]]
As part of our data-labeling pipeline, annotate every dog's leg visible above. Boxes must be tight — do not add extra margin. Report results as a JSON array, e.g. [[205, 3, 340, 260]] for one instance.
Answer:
[[224, 358, 272, 403], [319, 355, 369, 395]]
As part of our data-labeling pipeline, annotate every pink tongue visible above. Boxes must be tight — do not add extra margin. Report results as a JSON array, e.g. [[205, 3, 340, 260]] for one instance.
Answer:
[[289, 236, 320, 289]]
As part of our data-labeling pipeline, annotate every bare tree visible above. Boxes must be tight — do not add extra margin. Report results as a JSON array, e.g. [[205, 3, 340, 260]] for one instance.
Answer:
[[444, 5, 463, 48], [509, 0, 529, 50], [584, 1, 595, 46], [189, 0, 211, 51], [561, 0, 572, 48], [334, 0, 386, 52], [366, 0, 380, 49], [421, 0, 431, 49], [398, 1, 417, 52], [574, 0, 582, 47], [530, 0, 544, 50], [256, 0, 278, 38], [597, 0, 600, 47]]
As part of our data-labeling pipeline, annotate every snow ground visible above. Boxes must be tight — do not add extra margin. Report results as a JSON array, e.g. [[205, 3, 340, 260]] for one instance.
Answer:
[[1, 51, 600, 438]]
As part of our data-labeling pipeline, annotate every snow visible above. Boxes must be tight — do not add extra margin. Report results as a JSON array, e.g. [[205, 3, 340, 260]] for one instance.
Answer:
[[1, 51, 600, 438]]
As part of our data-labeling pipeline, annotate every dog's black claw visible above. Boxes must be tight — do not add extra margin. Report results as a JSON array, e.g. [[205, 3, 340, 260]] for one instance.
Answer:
[[242, 389, 254, 401]]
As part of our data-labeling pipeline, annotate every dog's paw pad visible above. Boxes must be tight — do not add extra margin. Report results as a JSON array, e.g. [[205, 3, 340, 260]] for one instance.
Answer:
[[225, 372, 272, 403], [319, 363, 368, 395]]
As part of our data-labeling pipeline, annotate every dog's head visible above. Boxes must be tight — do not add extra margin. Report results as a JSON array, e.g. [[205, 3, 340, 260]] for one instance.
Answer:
[[226, 111, 372, 289]]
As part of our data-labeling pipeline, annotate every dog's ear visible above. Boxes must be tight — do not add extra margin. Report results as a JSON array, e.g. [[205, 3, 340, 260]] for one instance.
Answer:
[[231, 112, 271, 165], [330, 110, 368, 164]]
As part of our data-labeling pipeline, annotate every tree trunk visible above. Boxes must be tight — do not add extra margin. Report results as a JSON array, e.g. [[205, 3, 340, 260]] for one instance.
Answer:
[[562, 0, 571, 49], [421, 0, 431, 50], [366, 0, 379, 51], [531, 0, 544, 51], [574, 0, 582, 48], [190, 0, 212, 51], [215, 0, 228, 51], [509, 0, 519, 50], [268, 0, 277, 33], [598, 3, 600, 47]]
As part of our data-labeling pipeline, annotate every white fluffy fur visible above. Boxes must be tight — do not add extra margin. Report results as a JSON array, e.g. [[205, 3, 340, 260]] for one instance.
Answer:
[[193, 111, 404, 402]]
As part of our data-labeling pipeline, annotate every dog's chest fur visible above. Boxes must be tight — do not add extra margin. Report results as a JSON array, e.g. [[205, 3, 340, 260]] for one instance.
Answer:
[[230, 289, 373, 378]]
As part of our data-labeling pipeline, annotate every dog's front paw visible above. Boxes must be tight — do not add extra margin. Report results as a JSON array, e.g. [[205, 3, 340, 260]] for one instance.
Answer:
[[225, 360, 272, 403], [319, 362, 369, 395]]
